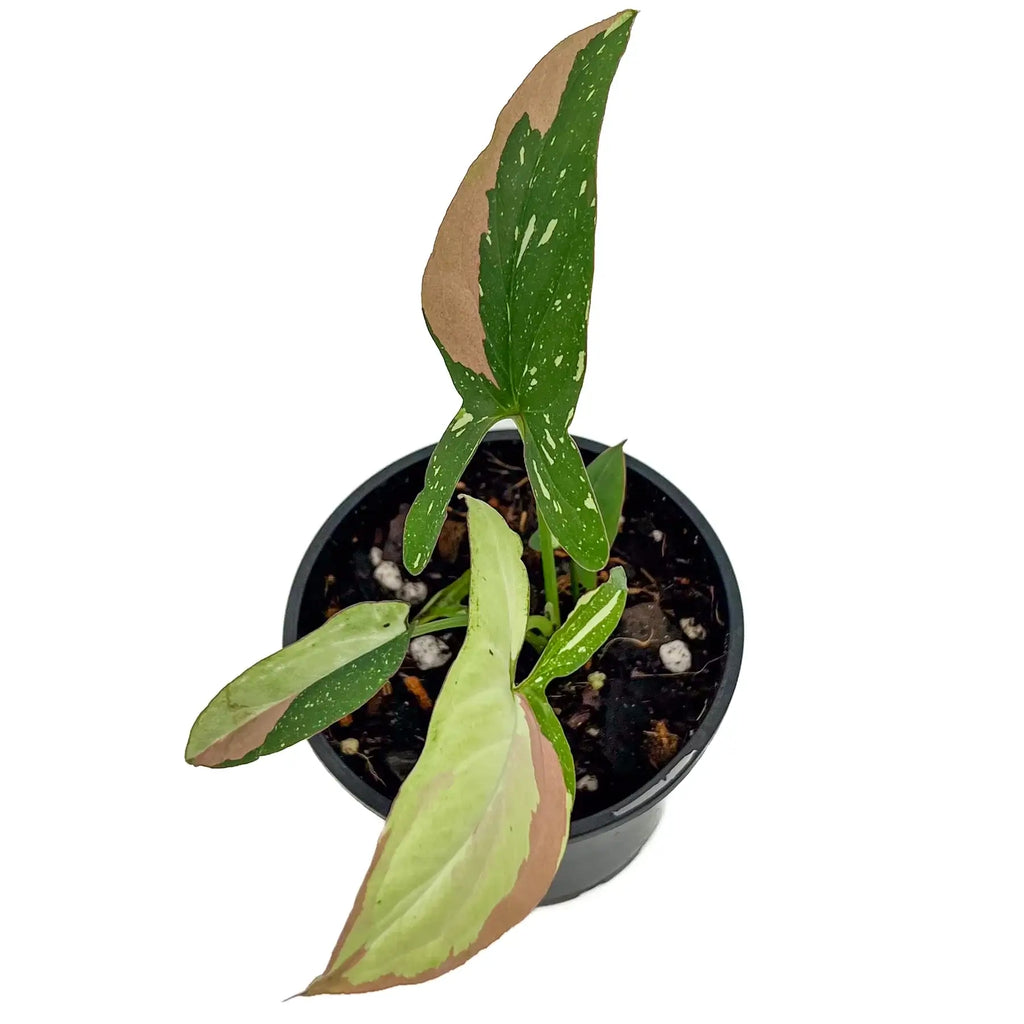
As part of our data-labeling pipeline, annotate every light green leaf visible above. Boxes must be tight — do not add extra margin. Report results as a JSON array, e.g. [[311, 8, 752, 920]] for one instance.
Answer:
[[303, 498, 571, 995], [402, 407, 501, 575], [184, 602, 409, 768], [409, 11, 636, 571]]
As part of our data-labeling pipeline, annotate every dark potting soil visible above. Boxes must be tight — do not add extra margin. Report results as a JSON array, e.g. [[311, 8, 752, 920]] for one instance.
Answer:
[[293, 438, 731, 820]]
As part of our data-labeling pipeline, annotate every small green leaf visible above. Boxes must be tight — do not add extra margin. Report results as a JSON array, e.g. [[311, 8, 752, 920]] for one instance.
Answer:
[[520, 566, 627, 692], [584, 442, 626, 551], [184, 602, 409, 768], [402, 407, 501, 575], [303, 498, 570, 995], [522, 416, 608, 571], [518, 567, 626, 791], [412, 569, 470, 625], [529, 441, 627, 584]]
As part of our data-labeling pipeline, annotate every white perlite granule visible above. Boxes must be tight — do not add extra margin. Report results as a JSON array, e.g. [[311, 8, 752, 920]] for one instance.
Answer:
[[372, 560, 404, 592], [399, 580, 428, 604], [409, 635, 452, 671], [659, 639, 693, 673], [680, 616, 707, 640]]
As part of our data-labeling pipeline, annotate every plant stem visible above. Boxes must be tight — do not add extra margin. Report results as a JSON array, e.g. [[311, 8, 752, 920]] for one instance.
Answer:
[[409, 613, 468, 638], [537, 511, 561, 628]]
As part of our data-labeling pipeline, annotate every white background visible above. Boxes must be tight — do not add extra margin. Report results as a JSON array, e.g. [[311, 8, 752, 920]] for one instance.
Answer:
[[2, 2, 1021, 1021]]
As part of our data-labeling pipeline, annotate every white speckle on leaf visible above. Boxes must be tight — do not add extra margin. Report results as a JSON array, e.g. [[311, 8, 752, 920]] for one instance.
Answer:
[[451, 409, 474, 434], [650, 529, 664, 543], [578, 774, 599, 792], [680, 617, 707, 641], [340, 738, 360, 756], [574, 351, 585, 381], [519, 145, 525, 164], [659, 639, 693, 674], [409, 635, 451, 671], [373, 561, 404, 593], [554, 354, 563, 366], [399, 581, 428, 605], [584, 495, 597, 511], [539, 218, 558, 245], [369, 546, 383, 567], [517, 213, 537, 266], [579, 180, 587, 196], [559, 167, 567, 179]]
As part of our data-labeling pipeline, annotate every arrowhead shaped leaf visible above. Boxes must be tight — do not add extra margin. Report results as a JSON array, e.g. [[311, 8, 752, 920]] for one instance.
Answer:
[[185, 602, 410, 768], [303, 498, 571, 995], [407, 11, 636, 572]]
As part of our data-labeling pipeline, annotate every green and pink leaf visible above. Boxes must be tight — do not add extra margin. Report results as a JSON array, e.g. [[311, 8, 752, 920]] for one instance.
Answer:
[[184, 602, 409, 768], [304, 498, 570, 995]]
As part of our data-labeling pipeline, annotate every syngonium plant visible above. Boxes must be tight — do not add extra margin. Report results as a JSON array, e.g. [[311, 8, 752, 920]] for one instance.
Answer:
[[186, 10, 638, 995]]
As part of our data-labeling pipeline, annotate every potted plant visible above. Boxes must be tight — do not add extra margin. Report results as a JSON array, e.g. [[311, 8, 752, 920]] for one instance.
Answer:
[[185, 9, 742, 996]]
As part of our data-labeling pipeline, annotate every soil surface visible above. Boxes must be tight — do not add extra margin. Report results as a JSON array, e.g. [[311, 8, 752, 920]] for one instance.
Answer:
[[294, 438, 732, 820]]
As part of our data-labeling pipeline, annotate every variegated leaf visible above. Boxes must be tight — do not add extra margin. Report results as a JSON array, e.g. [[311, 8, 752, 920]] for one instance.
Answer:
[[522, 415, 608, 570], [530, 441, 627, 586], [184, 602, 409, 768], [403, 406, 502, 574], [303, 498, 571, 995], [407, 11, 636, 572], [518, 567, 627, 791]]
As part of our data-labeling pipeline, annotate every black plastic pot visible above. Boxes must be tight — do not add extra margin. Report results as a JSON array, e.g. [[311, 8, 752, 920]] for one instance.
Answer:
[[284, 430, 743, 904]]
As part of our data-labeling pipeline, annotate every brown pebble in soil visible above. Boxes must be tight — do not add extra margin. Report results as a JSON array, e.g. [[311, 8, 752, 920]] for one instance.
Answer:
[[643, 719, 680, 769], [401, 674, 433, 711], [437, 519, 467, 563], [382, 505, 409, 563]]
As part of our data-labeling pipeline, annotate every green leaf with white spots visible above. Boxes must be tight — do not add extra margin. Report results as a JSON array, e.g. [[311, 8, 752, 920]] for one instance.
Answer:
[[581, 441, 626, 552], [529, 441, 627, 580], [520, 566, 628, 694], [522, 414, 607, 571], [303, 497, 571, 995], [184, 602, 409, 768], [408, 11, 636, 572], [403, 406, 502, 575], [517, 567, 627, 791]]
